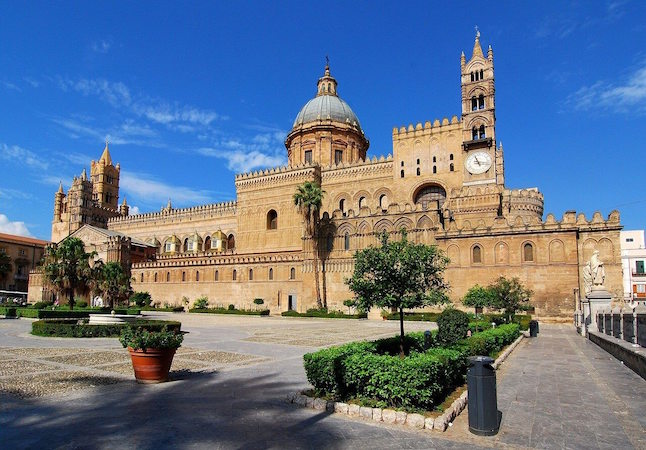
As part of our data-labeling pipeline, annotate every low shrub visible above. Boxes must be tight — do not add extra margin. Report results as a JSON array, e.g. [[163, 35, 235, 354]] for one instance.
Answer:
[[437, 308, 470, 346], [381, 311, 441, 322], [453, 323, 520, 358], [280, 309, 367, 319], [2, 307, 17, 318], [16, 308, 40, 318], [228, 304, 235, 310], [37, 308, 141, 319], [31, 319, 181, 338], [189, 307, 270, 316], [130, 292, 153, 307], [119, 326, 183, 350], [76, 301, 88, 308], [468, 321, 492, 333], [253, 298, 264, 305], [193, 296, 209, 309], [32, 301, 53, 309]]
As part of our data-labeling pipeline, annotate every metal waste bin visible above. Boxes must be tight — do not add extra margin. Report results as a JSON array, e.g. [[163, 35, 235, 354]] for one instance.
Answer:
[[529, 320, 539, 337], [467, 356, 499, 436]]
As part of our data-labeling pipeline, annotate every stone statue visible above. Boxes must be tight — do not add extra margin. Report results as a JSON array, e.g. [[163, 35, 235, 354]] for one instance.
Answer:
[[590, 250, 605, 287], [583, 262, 593, 296]]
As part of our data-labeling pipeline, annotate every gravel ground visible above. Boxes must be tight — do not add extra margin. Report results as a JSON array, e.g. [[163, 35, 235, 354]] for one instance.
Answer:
[[1, 370, 124, 399], [0, 360, 63, 377], [43, 351, 129, 366]]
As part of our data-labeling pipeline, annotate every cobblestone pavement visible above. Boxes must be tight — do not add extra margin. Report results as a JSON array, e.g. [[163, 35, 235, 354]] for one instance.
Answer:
[[1, 315, 644, 449]]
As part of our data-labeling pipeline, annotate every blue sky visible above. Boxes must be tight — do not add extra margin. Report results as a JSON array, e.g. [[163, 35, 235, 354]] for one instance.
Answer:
[[0, 1, 644, 240]]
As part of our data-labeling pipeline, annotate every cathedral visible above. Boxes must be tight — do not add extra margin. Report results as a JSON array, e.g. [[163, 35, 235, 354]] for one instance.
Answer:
[[33, 33, 623, 319]]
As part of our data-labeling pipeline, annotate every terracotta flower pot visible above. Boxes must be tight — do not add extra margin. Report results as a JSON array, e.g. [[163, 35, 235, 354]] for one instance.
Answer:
[[128, 347, 177, 383]]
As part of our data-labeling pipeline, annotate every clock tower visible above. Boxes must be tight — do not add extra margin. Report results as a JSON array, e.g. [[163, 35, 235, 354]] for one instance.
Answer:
[[460, 30, 503, 186]]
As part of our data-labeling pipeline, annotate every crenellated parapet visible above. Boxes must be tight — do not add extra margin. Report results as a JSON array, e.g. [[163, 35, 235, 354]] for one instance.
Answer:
[[108, 201, 237, 226], [235, 163, 319, 192], [321, 154, 393, 182], [392, 116, 461, 140], [133, 250, 302, 270]]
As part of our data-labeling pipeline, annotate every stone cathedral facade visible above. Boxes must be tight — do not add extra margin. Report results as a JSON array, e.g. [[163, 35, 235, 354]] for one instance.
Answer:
[[37, 34, 622, 319]]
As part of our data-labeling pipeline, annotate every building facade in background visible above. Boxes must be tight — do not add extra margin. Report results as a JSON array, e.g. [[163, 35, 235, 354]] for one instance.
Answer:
[[32, 34, 623, 318], [0, 233, 49, 294], [620, 230, 646, 302]]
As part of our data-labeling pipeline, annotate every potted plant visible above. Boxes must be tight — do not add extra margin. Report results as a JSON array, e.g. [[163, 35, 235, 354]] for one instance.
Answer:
[[119, 326, 184, 383]]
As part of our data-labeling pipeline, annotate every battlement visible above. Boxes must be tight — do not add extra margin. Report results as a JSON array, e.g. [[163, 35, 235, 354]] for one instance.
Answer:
[[321, 154, 393, 182], [393, 116, 461, 139], [132, 250, 302, 269], [235, 163, 320, 191], [108, 201, 237, 225]]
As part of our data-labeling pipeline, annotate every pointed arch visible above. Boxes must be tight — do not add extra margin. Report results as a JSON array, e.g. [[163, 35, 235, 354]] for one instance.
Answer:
[[495, 241, 509, 264], [374, 219, 394, 234], [417, 215, 433, 229], [393, 217, 413, 232], [549, 239, 565, 262]]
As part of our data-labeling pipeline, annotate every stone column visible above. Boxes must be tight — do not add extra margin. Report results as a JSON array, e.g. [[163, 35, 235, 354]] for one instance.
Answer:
[[582, 288, 612, 337]]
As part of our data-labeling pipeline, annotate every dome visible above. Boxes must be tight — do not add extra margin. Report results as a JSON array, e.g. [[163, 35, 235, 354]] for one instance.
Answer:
[[292, 95, 363, 132]]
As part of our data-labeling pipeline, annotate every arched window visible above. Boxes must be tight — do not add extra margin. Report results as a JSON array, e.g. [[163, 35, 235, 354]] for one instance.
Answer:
[[269, 268, 273, 280], [416, 158, 420, 164], [433, 166, 437, 174], [472, 127, 478, 140], [400, 161, 404, 167], [290, 267, 296, 280], [233, 269, 237, 281], [249, 269, 253, 280], [267, 210, 278, 230], [359, 196, 366, 208], [327, 235, 334, 252], [215, 270, 219, 281], [523, 243, 534, 262], [196, 271, 200, 282], [339, 199, 346, 215], [379, 194, 388, 211], [140, 273, 144, 282], [228, 234, 235, 250], [449, 163, 454, 172], [204, 236, 211, 250], [182, 271, 186, 282], [166, 272, 170, 282], [344, 233, 350, 250], [480, 69, 484, 79], [471, 97, 477, 111], [432, 156, 436, 163], [479, 125, 486, 139], [470, 72, 474, 82], [400, 170, 404, 178], [416, 168, 420, 176], [183, 238, 189, 252], [478, 94, 485, 109], [472, 245, 482, 264], [449, 154, 454, 160], [154, 272, 158, 282]]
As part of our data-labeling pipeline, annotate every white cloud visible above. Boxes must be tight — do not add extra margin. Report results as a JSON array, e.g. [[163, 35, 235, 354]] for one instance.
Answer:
[[0, 188, 34, 200], [1, 80, 21, 92], [91, 39, 112, 53], [129, 206, 140, 215], [0, 214, 32, 237], [132, 102, 220, 127], [567, 60, 646, 113], [23, 77, 40, 88], [198, 147, 286, 173], [51, 117, 160, 146], [0, 143, 48, 170], [120, 171, 213, 206], [58, 77, 131, 107]]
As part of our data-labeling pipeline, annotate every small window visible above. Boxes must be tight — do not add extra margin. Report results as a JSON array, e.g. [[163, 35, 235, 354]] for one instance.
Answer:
[[400, 161, 404, 167], [432, 156, 436, 163], [249, 269, 253, 281], [479, 125, 486, 139], [140, 273, 144, 282], [400, 170, 405, 178], [472, 127, 478, 140], [359, 197, 366, 208], [196, 271, 200, 282], [416, 168, 420, 176], [478, 94, 485, 109], [449, 163, 454, 172], [233, 269, 237, 281], [472, 245, 482, 264], [327, 235, 334, 252], [626, 238, 634, 242], [416, 158, 420, 165], [335, 150, 343, 164], [204, 236, 211, 250], [182, 271, 186, 282], [290, 267, 296, 280], [449, 154, 454, 160], [379, 194, 388, 211], [228, 234, 235, 250], [523, 243, 534, 262], [433, 166, 437, 174], [344, 233, 350, 250], [215, 270, 219, 281], [480, 69, 484, 79], [471, 97, 477, 111], [470, 72, 474, 82], [305, 150, 312, 163], [154, 273, 158, 282], [166, 272, 170, 282], [269, 268, 273, 280], [267, 210, 278, 230], [339, 199, 345, 215]]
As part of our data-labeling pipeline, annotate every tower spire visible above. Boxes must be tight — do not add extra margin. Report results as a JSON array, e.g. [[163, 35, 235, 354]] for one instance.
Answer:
[[100, 139, 113, 166], [57, 181, 64, 193]]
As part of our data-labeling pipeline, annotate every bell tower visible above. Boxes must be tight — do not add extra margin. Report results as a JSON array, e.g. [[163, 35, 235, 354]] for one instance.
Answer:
[[91, 141, 120, 210], [461, 30, 503, 186]]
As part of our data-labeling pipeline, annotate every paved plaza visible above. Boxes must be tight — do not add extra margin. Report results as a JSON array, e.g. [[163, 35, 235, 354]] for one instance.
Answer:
[[1, 314, 645, 449]]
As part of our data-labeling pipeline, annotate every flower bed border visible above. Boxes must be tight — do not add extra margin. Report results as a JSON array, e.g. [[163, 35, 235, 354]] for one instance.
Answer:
[[286, 332, 525, 432]]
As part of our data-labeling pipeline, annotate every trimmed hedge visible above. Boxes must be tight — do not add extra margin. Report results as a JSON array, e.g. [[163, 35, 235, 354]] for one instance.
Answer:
[[189, 307, 270, 316], [0, 307, 38, 318], [1, 307, 17, 318], [382, 311, 441, 322], [37, 308, 141, 319], [281, 309, 368, 319], [303, 323, 520, 411], [140, 306, 185, 312], [31, 319, 181, 338]]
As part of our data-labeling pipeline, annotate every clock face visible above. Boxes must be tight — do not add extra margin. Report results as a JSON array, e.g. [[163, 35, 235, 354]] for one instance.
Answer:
[[465, 151, 492, 175]]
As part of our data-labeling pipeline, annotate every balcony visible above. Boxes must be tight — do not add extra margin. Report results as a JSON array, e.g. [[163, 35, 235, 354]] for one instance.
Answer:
[[462, 137, 493, 151], [632, 272, 646, 277]]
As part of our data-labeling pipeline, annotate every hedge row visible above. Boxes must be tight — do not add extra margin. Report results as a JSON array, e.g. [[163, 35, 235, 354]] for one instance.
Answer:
[[189, 308, 270, 316], [382, 312, 441, 322], [382, 312, 532, 329], [139, 306, 185, 312], [303, 324, 519, 411], [0, 307, 39, 318], [31, 319, 181, 338], [281, 310, 368, 319], [36, 309, 141, 319]]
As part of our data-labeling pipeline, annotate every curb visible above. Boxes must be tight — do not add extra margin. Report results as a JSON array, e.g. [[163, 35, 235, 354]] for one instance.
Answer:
[[287, 332, 525, 432]]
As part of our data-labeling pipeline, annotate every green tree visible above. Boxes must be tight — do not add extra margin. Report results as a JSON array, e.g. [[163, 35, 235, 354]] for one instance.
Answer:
[[42, 237, 95, 310], [346, 231, 450, 357], [130, 291, 152, 307], [462, 284, 494, 315], [488, 276, 533, 323], [95, 261, 132, 309], [0, 249, 11, 288], [293, 181, 325, 308]]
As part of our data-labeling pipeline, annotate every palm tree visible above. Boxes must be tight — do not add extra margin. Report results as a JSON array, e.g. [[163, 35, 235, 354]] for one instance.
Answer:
[[42, 237, 95, 310], [95, 261, 133, 309], [293, 181, 325, 309]]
